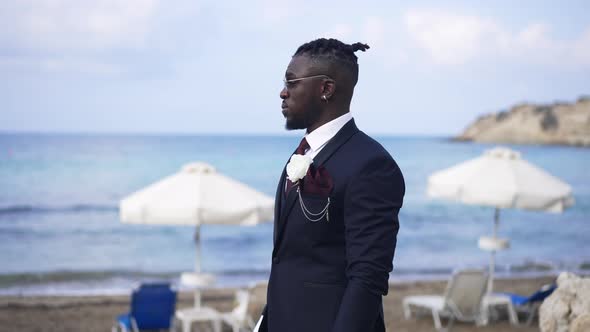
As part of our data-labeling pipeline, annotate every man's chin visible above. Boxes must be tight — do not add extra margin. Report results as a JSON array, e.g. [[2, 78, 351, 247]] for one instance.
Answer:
[[285, 120, 305, 130]]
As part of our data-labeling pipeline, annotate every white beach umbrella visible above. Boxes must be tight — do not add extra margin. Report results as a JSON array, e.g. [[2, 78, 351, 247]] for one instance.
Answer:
[[427, 147, 574, 293], [120, 162, 274, 305]]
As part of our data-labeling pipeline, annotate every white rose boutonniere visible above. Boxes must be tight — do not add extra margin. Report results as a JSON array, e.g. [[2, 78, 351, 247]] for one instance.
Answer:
[[286, 154, 313, 183]]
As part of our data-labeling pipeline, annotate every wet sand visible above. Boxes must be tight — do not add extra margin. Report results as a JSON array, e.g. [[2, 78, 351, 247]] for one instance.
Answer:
[[0, 275, 554, 332]]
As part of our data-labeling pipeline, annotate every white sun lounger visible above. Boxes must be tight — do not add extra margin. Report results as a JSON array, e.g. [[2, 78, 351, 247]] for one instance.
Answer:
[[402, 269, 488, 331]]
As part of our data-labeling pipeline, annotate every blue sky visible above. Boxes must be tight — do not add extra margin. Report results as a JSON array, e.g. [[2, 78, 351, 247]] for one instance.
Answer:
[[1, 0, 589, 135]]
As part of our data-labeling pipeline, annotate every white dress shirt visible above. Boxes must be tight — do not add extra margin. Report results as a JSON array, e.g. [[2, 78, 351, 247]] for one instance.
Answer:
[[303, 112, 353, 160], [283, 113, 353, 193]]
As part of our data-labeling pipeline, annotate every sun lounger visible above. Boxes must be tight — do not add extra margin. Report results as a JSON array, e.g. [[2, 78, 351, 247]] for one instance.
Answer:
[[403, 269, 488, 331], [499, 283, 557, 326], [113, 282, 177, 332], [175, 288, 254, 332]]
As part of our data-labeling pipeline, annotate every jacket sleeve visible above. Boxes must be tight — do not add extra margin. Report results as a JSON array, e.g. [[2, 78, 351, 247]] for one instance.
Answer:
[[253, 304, 268, 332], [331, 155, 405, 332]]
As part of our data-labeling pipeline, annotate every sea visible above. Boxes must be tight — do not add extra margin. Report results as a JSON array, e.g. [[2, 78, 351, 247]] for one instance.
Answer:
[[0, 133, 589, 295]]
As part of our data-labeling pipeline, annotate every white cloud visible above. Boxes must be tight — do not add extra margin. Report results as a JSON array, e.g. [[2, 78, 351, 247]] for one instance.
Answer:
[[518, 23, 549, 48], [0, 56, 121, 75], [361, 16, 410, 67], [405, 9, 503, 65], [1, 0, 158, 51], [404, 8, 590, 67], [0, 0, 160, 75], [318, 18, 409, 69]]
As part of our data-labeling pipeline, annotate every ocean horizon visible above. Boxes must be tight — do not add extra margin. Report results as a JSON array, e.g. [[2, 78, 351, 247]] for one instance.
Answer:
[[1, 132, 588, 295]]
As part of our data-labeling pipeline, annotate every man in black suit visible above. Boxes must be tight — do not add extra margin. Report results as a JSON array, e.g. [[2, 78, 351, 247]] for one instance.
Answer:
[[256, 38, 405, 332]]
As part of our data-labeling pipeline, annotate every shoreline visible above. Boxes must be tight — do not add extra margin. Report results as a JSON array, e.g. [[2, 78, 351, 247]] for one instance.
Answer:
[[0, 275, 555, 332], [1, 268, 585, 297]]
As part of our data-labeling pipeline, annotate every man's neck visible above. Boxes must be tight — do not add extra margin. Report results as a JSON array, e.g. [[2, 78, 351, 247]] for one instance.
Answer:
[[307, 109, 350, 134]]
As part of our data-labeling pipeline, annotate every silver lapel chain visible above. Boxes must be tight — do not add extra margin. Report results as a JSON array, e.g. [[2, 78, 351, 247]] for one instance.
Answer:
[[296, 186, 330, 222]]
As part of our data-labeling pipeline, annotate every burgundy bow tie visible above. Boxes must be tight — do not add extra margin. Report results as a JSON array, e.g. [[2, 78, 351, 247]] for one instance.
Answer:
[[285, 138, 310, 194]]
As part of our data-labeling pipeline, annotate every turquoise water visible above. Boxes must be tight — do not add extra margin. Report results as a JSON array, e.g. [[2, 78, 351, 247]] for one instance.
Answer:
[[0, 133, 589, 295]]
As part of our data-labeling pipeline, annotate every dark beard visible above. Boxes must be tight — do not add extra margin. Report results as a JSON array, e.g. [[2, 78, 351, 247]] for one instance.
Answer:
[[285, 105, 321, 131], [285, 118, 306, 130]]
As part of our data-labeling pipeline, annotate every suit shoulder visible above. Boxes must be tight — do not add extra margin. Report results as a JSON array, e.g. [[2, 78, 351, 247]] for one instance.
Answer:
[[349, 131, 399, 167], [344, 130, 406, 196]]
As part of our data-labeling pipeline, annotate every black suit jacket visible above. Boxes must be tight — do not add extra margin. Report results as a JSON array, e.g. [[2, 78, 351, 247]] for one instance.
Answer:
[[260, 119, 405, 332]]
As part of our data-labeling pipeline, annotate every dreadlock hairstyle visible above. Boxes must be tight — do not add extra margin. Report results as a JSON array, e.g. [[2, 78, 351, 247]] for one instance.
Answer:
[[293, 38, 370, 85]]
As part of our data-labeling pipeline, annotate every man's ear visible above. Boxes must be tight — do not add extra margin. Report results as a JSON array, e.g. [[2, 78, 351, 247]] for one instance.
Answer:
[[321, 79, 336, 99]]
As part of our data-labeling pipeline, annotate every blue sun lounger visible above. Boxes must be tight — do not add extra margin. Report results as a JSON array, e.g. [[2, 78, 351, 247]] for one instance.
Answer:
[[500, 283, 557, 326], [112, 282, 177, 332]]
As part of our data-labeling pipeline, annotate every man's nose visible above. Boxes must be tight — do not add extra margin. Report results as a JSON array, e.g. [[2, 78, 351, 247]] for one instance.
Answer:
[[280, 87, 288, 99]]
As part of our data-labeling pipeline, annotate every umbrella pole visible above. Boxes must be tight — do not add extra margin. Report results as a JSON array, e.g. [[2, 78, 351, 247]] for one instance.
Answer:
[[487, 207, 500, 294], [194, 225, 202, 307], [194, 226, 201, 273]]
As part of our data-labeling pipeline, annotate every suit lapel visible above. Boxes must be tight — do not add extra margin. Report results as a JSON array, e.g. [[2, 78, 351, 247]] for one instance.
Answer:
[[312, 119, 359, 168], [273, 140, 299, 245], [273, 119, 360, 248], [273, 168, 286, 244], [276, 181, 299, 242]]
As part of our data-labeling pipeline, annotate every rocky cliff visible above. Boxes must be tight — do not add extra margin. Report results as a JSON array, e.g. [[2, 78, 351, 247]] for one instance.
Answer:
[[456, 97, 590, 147]]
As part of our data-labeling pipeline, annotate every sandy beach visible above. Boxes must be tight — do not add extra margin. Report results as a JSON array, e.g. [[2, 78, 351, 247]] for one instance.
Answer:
[[0, 275, 555, 332]]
